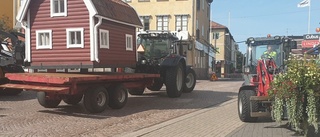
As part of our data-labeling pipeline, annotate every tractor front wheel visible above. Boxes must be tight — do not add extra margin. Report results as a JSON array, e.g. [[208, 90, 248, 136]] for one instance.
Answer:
[[147, 78, 163, 91], [238, 90, 258, 122], [183, 69, 196, 93]]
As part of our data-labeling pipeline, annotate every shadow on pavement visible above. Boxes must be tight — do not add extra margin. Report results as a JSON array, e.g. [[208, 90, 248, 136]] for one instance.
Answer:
[[38, 89, 238, 119], [0, 91, 36, 101]]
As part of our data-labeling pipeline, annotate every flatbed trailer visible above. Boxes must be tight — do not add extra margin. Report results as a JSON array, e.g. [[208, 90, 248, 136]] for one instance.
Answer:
[[0, 72, 160, 113]]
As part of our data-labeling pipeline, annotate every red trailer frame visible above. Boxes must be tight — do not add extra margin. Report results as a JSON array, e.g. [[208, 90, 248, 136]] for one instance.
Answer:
[[0, 72, 160, 113]]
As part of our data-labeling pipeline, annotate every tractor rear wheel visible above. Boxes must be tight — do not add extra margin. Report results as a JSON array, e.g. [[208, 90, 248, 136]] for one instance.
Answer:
[[108, 84, 128, 109], [183, 69, 196, 93], [238, 90, 258, 122], [147, 78, 163, 91], [165, 63, 184, 98], [37, 92, 61, 108]]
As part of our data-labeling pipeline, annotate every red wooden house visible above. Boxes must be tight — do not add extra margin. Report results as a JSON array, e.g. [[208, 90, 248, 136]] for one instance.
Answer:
[[16, 0, 142, 71]]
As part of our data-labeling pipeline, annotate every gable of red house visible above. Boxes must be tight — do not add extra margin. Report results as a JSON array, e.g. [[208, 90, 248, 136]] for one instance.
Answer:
[[16, 0, 142, 69]]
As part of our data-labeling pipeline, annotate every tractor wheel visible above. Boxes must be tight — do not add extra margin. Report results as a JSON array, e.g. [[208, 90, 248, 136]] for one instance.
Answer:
[[63, 94, 83, 105], [182, 69, 196, 93], [165, 63, 184, 98], [108, 84, 128, 109], [37, 92, 61, 108], [147, 78, 163, 91], [83, 86, 109, 113], [128, 88, 145, 95], [238, 90, 258, 122]]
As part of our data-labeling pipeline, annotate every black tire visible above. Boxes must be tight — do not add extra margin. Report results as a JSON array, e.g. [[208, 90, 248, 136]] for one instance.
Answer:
[[165, 63, 184, 98], [83, 86, 109, 113], [147, 78, 163, 91], [238, 90, 258, 122], [128, 88, 145, 95], [183, 69, 196, 93], [63, 94, 83, 105], [37, 92, 61, 108], [108, 84, 128, 109]]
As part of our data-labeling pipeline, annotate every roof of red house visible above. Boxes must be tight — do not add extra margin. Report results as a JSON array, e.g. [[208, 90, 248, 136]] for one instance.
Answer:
[[92, 0, 142, 27], [17, 0, 142, 27]]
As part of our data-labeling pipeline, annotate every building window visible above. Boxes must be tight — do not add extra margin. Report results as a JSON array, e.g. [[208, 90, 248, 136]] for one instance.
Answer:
[[66, 28, 84, 48], [157, 16, 169, 31], [202, 25, 204, 36], [36, 30, 52, 49], [175, 15, 188, 31], [51, 0, 67, 17], [138, 0, 150, 2], [122, 0, 131, 2], [214, 32, 220, 39], [126, 34, 133, 51], [140, 16, 150, 31], [100, 29, 109, 49]]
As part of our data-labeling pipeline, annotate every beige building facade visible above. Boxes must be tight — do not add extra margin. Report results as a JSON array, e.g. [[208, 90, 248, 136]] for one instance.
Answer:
[[210, 21, 237, 77], [125, 0, 213, 79]]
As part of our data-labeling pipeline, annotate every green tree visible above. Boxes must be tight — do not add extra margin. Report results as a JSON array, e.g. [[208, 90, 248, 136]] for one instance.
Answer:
[[0, 15, 15, 40]]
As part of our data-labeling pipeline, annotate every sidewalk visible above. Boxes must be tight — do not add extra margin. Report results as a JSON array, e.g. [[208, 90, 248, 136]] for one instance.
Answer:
[[119, 98, 305, 137], [120, 98, 244, 137]]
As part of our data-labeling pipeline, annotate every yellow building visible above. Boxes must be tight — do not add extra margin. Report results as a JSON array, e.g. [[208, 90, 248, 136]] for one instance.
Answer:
[[125, 0, 213, 79], [0, 0, 24, 29], [210, 21, 236, 78]]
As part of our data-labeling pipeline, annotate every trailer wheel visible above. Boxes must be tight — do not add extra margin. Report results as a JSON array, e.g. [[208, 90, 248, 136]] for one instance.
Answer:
[[37, 92, 61, 108], [238, 90, 258, 122], [108, 84, 128, 109], [182, 69, 196, 93], [147, 78, 163, 91], [63, 94, 83, 105], [165, 63, 184, 98], [128, 88, 145, 95], [83, 86, 109, 113]]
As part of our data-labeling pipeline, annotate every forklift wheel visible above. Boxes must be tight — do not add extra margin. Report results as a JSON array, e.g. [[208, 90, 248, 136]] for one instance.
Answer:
[[238, 90, 258, 122]]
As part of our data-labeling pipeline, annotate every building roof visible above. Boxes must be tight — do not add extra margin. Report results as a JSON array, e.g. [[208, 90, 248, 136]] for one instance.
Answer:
[[91, 0, 142, 27], [210, 21, 227, 29], [17, 0, 142, 28]]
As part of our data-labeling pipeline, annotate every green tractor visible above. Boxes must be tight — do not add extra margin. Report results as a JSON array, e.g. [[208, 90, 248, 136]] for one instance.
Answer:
[[132, 31, 196, 98]]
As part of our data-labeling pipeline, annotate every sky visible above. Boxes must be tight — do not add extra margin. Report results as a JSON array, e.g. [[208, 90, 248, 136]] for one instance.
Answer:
[[211, 0, 320, 53]]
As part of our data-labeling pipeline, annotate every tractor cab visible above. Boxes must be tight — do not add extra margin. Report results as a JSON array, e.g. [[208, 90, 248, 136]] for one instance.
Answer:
[[137, 31, 180, 60], [243, 36, 296, 76]]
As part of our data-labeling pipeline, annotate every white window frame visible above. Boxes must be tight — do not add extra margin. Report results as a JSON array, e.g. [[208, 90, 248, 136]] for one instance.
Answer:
[[37, 69, 47, 72], [66, 28, 84, 48], [36, 30, 52, 49], [50, 0, 67, 17], [68, 68, 80, 72], [100, 29, 109, 49], [56, 68, 65, 72], [125, 34, 133, 51]]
